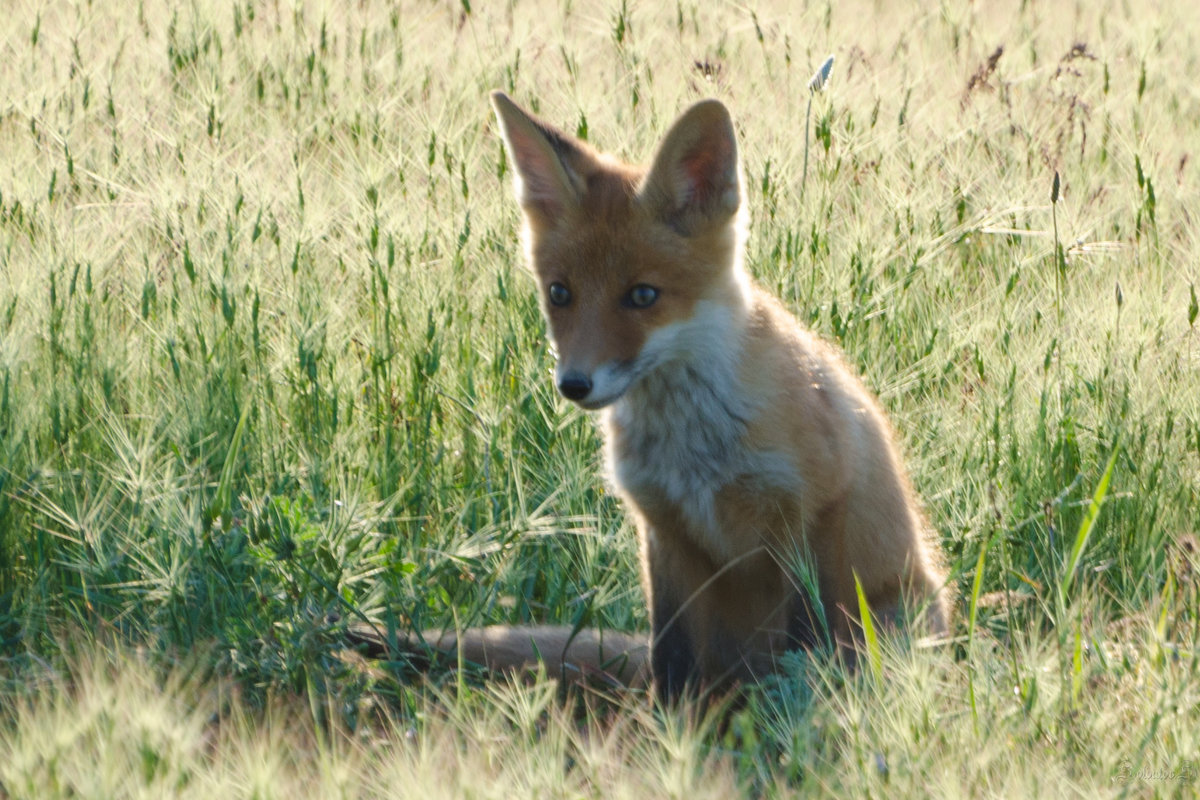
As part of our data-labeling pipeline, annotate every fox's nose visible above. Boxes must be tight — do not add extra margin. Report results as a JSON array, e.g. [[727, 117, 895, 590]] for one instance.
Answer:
[[557, 373, 593, 402]]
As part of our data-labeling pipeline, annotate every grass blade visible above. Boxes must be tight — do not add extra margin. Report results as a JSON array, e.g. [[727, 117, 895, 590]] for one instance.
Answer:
[[206, 403, 251, 530], [1060, 448, 1119, 599], [854, 571, 882, 682]]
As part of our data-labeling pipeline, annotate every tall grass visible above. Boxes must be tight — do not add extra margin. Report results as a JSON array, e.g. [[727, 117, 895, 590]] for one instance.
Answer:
[[2, 0, 1198, 796]]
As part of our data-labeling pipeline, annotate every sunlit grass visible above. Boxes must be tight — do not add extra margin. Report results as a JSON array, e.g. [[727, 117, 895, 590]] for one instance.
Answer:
[[2, 0, 1199, 796]]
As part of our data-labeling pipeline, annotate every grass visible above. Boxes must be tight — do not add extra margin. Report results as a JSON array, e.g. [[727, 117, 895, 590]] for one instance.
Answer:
[[1, 0, 1198, 796]]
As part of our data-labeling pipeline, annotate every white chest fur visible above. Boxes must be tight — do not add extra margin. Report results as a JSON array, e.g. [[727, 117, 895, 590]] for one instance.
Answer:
[[601, 302, 797, 562]]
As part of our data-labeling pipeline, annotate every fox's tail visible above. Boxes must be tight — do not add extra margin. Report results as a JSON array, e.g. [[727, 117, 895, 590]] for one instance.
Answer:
[[348, 623, 650, 690]]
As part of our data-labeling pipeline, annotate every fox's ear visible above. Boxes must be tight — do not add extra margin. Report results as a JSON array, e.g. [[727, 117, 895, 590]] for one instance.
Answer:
[[639, 99, 741, 236], [491, 91, 586, 218]]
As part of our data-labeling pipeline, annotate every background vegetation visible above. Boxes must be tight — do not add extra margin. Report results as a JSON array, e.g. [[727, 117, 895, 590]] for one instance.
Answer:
[[1, 0, 1197, 796]]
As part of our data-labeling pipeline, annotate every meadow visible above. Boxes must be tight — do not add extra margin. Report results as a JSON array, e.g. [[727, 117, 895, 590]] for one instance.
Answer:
[[1, 0, 1198, 796]]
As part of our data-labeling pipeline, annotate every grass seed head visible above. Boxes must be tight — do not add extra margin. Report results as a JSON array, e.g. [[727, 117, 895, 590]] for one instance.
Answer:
[[809, 54, 835, 93]]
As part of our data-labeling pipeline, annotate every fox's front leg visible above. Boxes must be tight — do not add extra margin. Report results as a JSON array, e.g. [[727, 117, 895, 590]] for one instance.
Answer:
[[643, 527, 701, 701], [643, 523, 793, 702]]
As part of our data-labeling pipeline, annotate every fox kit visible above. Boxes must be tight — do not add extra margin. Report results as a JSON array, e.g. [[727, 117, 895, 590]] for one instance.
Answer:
[[407, 93, 949, 699]]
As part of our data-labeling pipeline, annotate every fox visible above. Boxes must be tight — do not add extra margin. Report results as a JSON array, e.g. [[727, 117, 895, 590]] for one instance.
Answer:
[[357, 93, 950, 700]]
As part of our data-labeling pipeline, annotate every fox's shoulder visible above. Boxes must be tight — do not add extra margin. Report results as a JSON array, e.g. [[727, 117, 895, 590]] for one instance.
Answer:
[[735, 285, 890, 473], [740, 286, 849, 389]]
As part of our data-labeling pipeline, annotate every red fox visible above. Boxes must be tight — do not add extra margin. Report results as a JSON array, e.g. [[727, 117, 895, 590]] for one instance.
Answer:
[[374, 93, 950, 700]]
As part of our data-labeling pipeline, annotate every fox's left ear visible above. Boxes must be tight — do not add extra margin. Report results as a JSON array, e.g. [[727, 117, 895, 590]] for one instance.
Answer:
[[638, 99, 741, 236]]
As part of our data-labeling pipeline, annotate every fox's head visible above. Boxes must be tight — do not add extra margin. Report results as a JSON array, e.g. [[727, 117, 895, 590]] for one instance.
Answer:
[[491, 92, 749, 409]]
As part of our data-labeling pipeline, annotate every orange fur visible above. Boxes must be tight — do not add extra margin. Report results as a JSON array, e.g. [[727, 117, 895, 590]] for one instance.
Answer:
[[417, 93, 950, 700]]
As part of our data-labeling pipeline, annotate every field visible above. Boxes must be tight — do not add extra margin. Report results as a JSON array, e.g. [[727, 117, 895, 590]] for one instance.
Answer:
[[2, 0, 1199, 796]]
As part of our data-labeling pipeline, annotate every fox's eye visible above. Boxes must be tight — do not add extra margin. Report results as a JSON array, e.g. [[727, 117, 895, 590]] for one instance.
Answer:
[[626, 284, 659, 309], [548, 282, 571, 307]]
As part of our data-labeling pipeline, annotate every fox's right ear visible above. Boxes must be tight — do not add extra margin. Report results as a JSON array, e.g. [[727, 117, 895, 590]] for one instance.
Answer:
[[490, 92, 585, 218], [638, 99, 741, 237]]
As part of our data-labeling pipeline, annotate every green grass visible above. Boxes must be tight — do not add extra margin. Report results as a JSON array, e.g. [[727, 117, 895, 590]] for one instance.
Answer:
[[2, 0, 1199, 796]]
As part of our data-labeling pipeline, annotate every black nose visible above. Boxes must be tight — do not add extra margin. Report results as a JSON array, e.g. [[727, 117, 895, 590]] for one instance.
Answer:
[[557, 374, 593, 401]]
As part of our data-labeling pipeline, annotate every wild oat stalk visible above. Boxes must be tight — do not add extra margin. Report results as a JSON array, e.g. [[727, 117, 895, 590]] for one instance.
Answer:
[[1189, 283, 1198, 364], [1114, 280, 1124, 344], [965, 532, 993, 732], [1049, 170, 1067, 415], [801, 55, 834, 199], [1050, 171, 1064, 331]]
